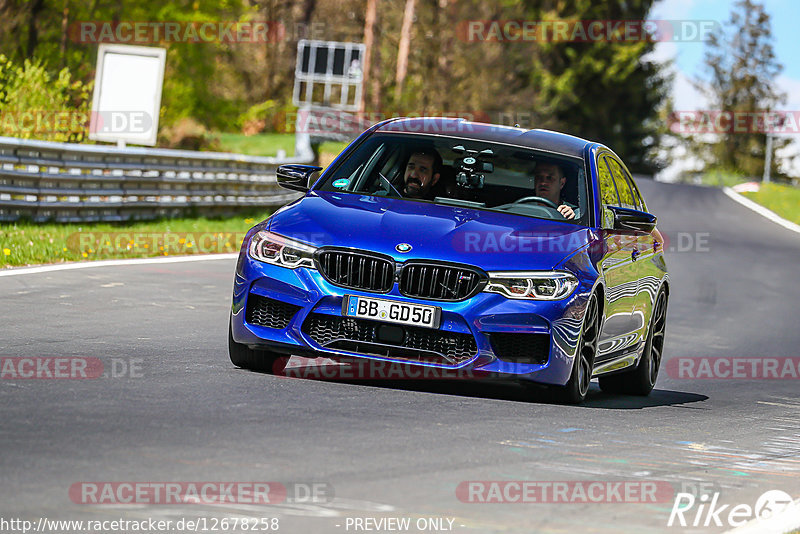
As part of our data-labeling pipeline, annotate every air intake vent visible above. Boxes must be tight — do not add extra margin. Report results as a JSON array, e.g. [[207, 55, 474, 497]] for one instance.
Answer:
[[399, 262, 485, 301], [489, 333, 550, 365], [246, 294, 302, 329], [302, 313, 477, 366], [317, 249, 395, 292]]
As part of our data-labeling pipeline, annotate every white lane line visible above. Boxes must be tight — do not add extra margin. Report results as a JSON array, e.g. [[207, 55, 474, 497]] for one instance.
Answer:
[[722, 497, 800, 534], [0, 253, 239, 278], [723, 187, 800, 235]]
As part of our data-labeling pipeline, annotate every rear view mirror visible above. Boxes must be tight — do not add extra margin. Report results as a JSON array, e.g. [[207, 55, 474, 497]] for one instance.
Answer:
[[608, 206, 657, 233], [276, 164, 323, 192]]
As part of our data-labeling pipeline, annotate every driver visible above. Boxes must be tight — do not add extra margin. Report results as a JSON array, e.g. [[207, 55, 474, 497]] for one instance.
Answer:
[[403, 148, 442, 200], [533, 162, 577, 219]]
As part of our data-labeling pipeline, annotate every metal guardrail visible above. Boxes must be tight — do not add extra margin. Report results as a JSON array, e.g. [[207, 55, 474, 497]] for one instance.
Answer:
[[0, 136, 315, 223]]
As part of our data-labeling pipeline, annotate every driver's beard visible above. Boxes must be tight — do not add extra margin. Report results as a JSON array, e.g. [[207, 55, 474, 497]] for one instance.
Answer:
[[405, 181, 423, 197]]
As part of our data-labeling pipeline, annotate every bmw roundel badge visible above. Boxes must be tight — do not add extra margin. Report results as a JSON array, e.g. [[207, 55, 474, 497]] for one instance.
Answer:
[[395, 243, 412, 253]]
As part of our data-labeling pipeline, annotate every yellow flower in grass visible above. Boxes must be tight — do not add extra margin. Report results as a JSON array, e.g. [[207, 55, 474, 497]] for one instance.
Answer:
[[2, 248, 10, 256]]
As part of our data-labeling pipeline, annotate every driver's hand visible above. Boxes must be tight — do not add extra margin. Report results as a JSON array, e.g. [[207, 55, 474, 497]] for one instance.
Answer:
[[557, 205, 575, 219]]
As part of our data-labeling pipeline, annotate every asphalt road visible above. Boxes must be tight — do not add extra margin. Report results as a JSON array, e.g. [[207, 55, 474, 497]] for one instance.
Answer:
[[1, 180, 799, 534]]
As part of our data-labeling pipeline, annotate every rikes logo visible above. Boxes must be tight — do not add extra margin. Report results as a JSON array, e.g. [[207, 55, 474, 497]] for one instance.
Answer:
[[395, 243, 412, 253]]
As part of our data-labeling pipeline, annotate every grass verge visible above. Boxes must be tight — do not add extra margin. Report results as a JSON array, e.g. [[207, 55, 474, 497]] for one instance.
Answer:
[[696, 170, 752, 188], [0, 211, 271, 268], [1, 132, 353, 269], [9, 179, 793, 268], [217, 132, 296, 157], [740, 182, 800, 225], [217, 132, 348, 160]]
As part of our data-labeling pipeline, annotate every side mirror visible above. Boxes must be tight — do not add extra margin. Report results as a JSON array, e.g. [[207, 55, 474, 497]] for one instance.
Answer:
[[276, 164, 323, 192], [608, 206, 657, 233]]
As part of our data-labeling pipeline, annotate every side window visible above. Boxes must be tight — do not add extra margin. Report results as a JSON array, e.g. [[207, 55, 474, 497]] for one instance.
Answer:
[[606, 157, 636, 209], [626, 173, 647, 212], [597, 155, 618, 229]]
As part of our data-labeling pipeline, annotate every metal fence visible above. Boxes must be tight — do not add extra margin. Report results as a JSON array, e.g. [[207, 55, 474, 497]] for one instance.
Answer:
[[0, 136, 314, 223]]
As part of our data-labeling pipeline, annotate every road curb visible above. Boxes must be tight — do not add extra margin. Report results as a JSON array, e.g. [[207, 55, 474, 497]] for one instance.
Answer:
[[723, 187, 800, 235], [0, 253, 239, 278]]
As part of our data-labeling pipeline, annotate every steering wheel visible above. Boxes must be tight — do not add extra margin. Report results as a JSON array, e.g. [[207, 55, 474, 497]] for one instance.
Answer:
[[509, 196, 559, 209], [378, 172, 403, 197]]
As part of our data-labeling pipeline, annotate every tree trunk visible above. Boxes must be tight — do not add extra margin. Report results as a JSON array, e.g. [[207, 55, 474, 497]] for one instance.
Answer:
[[360, 0, 377, 112], [394, 0, 415, 102], [26, 0, 45, 59], [370, 23, 382, 113], [436, 0, 452, 112], [60, 0, 69, 68]]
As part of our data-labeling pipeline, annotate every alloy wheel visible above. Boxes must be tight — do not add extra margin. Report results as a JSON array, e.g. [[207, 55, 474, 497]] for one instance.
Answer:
[[578, 294, 599, 396], [648, 291, 667, 385]]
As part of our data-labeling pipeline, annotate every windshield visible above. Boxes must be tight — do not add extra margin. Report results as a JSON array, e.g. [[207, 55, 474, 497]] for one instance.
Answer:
[[317, 133, 589, 225]]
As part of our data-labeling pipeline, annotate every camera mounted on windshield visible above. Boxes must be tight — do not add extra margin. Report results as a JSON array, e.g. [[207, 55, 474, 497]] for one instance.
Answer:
[[452, 145, 494, 189]]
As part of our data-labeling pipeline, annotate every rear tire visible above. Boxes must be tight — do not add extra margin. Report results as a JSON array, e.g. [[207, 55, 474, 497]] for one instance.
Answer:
[[228, 319, 285, 373], [598, 289, 667, 396], [553, 293, 599, 404]]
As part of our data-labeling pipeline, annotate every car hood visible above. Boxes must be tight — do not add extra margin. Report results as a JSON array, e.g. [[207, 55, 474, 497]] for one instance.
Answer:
[[268, 192, 590, 271]]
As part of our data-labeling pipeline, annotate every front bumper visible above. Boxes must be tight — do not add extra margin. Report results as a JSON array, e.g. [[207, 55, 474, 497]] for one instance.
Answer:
[[231, 253, 592, 386]]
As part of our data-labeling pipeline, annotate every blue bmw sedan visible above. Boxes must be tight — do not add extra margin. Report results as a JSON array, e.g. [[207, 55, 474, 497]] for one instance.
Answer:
[[229, 118, 669, 403]]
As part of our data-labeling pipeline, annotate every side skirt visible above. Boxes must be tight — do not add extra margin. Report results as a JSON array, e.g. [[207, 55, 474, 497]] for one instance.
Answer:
[[592, 351, 639, 377]]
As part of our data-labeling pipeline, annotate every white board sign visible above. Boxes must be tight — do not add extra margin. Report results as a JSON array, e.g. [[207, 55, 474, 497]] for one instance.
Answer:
[[89, 44, 166, 146]]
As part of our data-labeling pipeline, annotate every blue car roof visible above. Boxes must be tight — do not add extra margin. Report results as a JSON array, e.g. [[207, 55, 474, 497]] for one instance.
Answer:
[[373, 117, 594, 158]]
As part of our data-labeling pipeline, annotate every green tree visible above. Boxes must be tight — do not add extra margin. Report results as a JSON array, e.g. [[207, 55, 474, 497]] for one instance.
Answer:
[[0, 54, 92, 142], [0, 0, 254, 132], [694, 0, 785, 178], [517, 0, 669, 174]]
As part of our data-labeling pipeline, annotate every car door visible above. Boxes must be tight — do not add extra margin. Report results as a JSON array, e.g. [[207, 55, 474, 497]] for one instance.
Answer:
[[619, 167, 663, 345], [595, 154, 640, 358]]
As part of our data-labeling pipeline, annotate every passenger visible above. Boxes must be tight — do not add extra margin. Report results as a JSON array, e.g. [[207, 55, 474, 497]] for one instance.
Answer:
[[403, 148, 442, 200]]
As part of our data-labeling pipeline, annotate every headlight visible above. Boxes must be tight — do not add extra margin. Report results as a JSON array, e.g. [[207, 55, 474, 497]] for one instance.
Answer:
[[484, 271, 578, 300], [248, 231, 316, 269]]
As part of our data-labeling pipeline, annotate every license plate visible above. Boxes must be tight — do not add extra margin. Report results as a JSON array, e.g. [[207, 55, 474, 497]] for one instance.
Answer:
[[343, 295, 441, 329]]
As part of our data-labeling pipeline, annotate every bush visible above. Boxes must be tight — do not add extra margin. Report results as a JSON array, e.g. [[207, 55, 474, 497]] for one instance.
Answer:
[[0, 55, 92, 143], [236, 100, 298, 135], [158, 117, 221, 151]]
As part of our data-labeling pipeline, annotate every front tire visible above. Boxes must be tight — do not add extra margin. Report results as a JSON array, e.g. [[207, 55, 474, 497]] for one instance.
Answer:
[[554, 292, 600, 404], [228, 319, 285, 373], [598, 288, 667, 396]]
